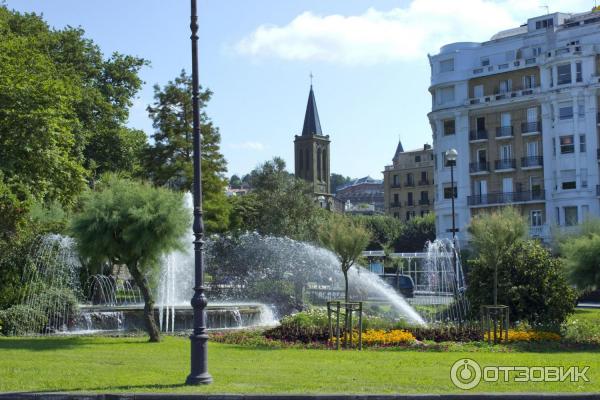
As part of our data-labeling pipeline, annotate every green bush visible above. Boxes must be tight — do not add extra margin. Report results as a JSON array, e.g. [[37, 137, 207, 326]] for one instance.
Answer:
[[0, 305, 47, 336], [35, 287, 79, 330], [467, 240, 576, 329], [562, 318, 600, 344]]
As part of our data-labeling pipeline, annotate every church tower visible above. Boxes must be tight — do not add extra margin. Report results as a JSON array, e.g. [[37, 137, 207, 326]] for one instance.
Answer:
[[294, 84, 331, 201]]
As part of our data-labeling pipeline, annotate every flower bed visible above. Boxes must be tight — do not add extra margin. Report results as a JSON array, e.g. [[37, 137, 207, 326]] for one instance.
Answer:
[[484, 329, 561, 342]]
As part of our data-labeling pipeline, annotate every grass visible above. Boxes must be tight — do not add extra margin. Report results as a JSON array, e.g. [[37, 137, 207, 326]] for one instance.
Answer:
[[1, 335, 600, 394]]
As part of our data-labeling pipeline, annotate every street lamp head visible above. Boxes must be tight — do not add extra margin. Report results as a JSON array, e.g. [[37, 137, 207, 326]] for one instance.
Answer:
[[446, 148, 458, 162]]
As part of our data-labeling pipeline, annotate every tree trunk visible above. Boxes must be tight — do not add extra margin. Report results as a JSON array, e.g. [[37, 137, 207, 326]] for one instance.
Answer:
[[128, 262, 160, 342], [342, 267, 349, 348], [343, 268, 349, 304]]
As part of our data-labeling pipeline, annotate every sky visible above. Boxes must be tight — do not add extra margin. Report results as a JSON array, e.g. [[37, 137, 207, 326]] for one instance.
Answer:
[[6, 0, 594, 179]]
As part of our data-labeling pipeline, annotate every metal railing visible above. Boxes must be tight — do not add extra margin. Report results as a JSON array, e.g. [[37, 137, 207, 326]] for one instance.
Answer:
[[521, 156, 543, 168], [390, 202, 401, 208], [494, 158, 516, 170], [418, 179, 430, 186], [405, 181, 415, 187], [469, 161, 489, 173], [418, 199, 430, 205], [468, 190, 545, 206], [521, 121, 541, 134], [496, 126, 514, 138], [469, 129, 488, 141]]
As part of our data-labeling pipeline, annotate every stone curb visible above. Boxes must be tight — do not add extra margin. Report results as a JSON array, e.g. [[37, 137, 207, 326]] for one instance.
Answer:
[[2, 394, 600, 400]]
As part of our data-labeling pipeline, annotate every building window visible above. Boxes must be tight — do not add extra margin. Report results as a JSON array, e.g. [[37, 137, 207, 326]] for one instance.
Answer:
[[406, 173, 414, 186], [531, 210, 543, 227], [481, 57, 490, 66], [415, 155, 421, 162], [406, 211, 415, 221], [562, 181, 576, 190], [580, 134, 586, 152], [499, 79, 512, 93], [438, 86, 455, 105], [393, 174, 399, 186], [393, 212, 399, 219], [557, 63, 571, 85], [443, 185, 457, 199], [443, 119, 455, 135], [581, 168, 588, 188], [440, 58, 454, 73], [535, 18, 553, 29], [560, 135, 575, 154], [421, 210, 429, 217], [576, 61, 582, 83], [407, 192, 413, 206], [393, 193, 399, 205], [559, 102, 573, 120], [578, 98, 585, 118], [523, 75, 536, 89], [564, 206, 578, 226]]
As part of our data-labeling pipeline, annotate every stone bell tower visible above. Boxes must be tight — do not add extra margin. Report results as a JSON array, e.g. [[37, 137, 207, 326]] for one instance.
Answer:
[[294, 84, 331, 201]]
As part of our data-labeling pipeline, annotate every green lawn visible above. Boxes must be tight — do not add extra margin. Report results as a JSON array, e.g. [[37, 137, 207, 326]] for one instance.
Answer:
[[1, 335, 599, 394]]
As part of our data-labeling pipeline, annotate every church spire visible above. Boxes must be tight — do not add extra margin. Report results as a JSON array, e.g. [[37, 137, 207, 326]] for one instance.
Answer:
[[392, 138, 404, 162], [301, 84, 322, 136]]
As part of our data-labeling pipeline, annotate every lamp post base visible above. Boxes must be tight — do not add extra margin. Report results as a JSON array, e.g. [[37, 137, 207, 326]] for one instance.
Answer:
[[185, 373, 213, 385]]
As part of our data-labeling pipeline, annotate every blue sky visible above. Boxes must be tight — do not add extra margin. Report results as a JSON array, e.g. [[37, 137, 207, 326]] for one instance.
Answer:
[[7, 0, 590, 179]]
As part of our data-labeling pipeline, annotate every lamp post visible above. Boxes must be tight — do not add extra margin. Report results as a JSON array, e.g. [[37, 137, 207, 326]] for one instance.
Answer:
[[186, 0, 212, 385], [445, 149, 459, 298]]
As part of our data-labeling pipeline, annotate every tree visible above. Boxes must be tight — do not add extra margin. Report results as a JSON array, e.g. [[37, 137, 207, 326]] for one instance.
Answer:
[[319, 216, 371, 303], [468, 240, 576, 328], [468, 207, 527, 305], [229, 174, 242, 189], [352, 214, 403, 250], [143, 70, 230, 233], [330, 173, 353, 194], [0, 6, 148, 204], [394, 213, 436, 252], [561, 227, 600, 291], [230, 157, 326, 241], [70, 175, 189, 342]]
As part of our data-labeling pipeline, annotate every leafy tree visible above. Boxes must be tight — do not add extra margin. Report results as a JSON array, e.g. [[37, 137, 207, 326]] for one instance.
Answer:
[[319, 216, 371, 303], [353, 214, 403, 250], [561, 230, 600, 291], [70, 175, 189, 342], [468, 207, 527, 305], [394, 213, 436, 252], [230, 157, 326, 241], [0, 6, 148, 204], [229, 174, 242, 189], [468, 240, 576, 328], [330, 173, 353, 194], [143, 71, 230, 233]]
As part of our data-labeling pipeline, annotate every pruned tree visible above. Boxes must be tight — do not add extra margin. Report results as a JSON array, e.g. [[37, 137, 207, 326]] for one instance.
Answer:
[[70, 175, 189, 342]]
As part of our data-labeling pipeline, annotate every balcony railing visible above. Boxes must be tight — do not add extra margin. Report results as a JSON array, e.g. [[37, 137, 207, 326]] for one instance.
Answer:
[[418, 179, 430, 186], [468, 190, 545, 206], [406, 201, 414, 207], [521, 156, 543, 168], [469, 130, 488, 141], [469, 161, 489, 173], [405, 181, 415, 187], [390, 202, 401, 208], [391, 183, 401, 188], [496, 126, 514, 138], [521, 121, 541, 134], [494, 158, 516, 170], [418, 199, 430, 205]]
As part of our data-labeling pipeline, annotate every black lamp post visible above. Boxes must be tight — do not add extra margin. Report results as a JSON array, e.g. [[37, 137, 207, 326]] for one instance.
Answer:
[[186, 0, 212, 385], [445, 149, 459, 294]]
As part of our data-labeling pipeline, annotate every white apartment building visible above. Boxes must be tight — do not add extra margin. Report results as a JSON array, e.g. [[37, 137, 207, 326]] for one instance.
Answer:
[[429, 9, 600, 243]]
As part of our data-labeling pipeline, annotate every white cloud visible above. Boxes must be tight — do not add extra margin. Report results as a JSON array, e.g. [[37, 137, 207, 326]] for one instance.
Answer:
[[229, 141, 265, 151], [235, 0, 592, 65]]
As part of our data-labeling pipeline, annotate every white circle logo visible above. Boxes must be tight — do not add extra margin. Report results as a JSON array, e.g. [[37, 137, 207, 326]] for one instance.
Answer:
[[450, 358, 482, 390]]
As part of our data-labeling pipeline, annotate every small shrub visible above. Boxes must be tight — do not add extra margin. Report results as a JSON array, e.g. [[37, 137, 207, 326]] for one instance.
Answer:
[[562, 318, 600, 344], [0, 305, 48, 335], [484, 329, 561, 342], [407, 325, 483, 342], [361, 329, 416, 346]]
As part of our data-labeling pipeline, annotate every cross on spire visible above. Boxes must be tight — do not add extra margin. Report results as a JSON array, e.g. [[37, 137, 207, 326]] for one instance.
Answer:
[[309, 72, 314, 86]]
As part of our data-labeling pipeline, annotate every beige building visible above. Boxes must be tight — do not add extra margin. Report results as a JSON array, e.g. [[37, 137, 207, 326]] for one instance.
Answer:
[[383, 141, 435, 221]]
